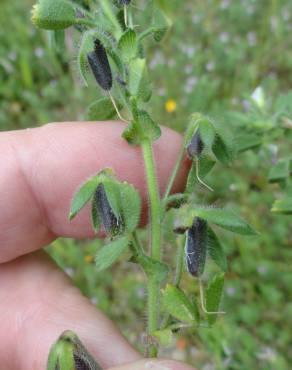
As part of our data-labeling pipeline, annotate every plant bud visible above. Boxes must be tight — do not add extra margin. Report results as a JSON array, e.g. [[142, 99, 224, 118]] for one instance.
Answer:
[[94, 184, 123, 236], [31, 0, 76, 30], [87, 39, 113, 91], [47, 330, 102, 370], [187, 130, 204, 158], [185, 217, 207, 277]]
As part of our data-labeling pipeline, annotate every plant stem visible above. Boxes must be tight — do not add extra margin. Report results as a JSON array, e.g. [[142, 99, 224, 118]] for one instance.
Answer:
[[75, 18, 97, 28], [163, 143, 185, 202], [141, 139, 162, 357]]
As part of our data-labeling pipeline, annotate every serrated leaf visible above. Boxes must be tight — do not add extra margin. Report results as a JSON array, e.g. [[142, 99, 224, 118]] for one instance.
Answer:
[[87, 97, 122, 121], [268, 159, 290, 183], [153, 329, 173, 346], [134, 254, 169, 282], [194, 207, 257, 236], [207, 227, 228, 272], [212, 133, 232, 165], [120, 182, 141, 232], [206, 273, 225, 325], [95, 236, 130, 271], [162, 284, 196, 324], [69, 176, 101, 220], [271, 197, 292, 215], [118, 29, 138, 62]]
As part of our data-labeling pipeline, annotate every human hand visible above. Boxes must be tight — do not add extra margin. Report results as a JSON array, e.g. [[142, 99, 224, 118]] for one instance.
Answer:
[[0, 121, 195, 370]]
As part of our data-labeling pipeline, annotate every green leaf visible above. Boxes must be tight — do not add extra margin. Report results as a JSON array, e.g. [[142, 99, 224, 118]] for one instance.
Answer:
[[185, 157, 215, 193], [235, 133, 262, 153], [212, 133, 232, 165], [118, 29, 138, 62], [207, 227, 228, 272], [102, 179, 122, 220], [268, 159, 290, 183], [152, 9, 172, 42], [95, 236, 130, 271], [206, 273, 225, 325], [137, 110, 161, 141], [162, 284, 197, 324], [153, 329, 173, 346], [69, 176, 101, 220], [120, 182, 141, 232], [91, 199, 101, 232], [271, 197, 292, 215], [87, 97, 122, 121], [134, 254, 169, 283], [199, 118, 216, 150], [198, 155, 216, 177], [194, 207, 257, 236], [123, 110, 161, 144], [128, 58, 146, 95]]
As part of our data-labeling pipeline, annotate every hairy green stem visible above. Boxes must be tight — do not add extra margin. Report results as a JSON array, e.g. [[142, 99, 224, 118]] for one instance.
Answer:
[[75, 18, 97, 28], [141, 139, 162, 357]]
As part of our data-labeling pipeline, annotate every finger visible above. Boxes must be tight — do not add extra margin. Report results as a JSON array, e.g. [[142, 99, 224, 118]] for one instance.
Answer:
[[0, 251, 141, 370], [108, 359, 197, 370], [0, 121, 189, 263]]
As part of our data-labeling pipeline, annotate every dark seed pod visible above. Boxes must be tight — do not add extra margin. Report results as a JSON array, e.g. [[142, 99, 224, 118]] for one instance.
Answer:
[[94, 184, 123, 236], [119, 0, 131, 4], [187, 130, 204, 158], [74, 353, 93, 370], [185, 217, 207, 277], [87, 39, 112, 91]]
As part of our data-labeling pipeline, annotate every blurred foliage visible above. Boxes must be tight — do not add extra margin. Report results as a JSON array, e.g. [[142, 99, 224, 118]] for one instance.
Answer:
[[1, 0, 291, 369]]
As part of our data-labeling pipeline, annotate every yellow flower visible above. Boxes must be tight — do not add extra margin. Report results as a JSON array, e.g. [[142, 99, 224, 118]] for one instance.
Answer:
[[84, 255, 94, 264], [165, 99, 177, 113]]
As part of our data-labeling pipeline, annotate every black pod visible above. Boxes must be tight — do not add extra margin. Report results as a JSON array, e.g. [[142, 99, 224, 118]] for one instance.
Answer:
[[94, 184, 123, 236], [187, 130, 204, 158], [185, 217, 207, 277], [87, 39, 112, 91], [119, 0, 131, 4]]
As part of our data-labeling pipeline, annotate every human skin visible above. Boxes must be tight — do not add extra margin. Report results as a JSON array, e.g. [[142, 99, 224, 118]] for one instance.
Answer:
[[0, 121, 195, 370]]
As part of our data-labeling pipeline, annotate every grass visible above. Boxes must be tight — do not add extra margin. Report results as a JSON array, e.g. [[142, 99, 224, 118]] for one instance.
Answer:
[[0, 0, 291, 369]]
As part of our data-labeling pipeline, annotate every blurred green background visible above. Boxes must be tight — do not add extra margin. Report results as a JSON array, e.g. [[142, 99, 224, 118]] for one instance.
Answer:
[[0, 0, 291, 369]]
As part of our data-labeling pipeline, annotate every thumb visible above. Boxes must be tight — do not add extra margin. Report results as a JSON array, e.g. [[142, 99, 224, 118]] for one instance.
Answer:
[[108, 359, 197, 370]]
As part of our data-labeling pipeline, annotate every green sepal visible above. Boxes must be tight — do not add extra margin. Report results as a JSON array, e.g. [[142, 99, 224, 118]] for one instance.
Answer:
[[207, 227, 228, 272], [132, 254, 169, 283], [32, 0, 76, 30], [87, 97, 122, 121], [206, 273, 225, 326], [118, 29, 138, 62], [47, 330, 102, 370], [212, 133, 232, 165], [185, 156, 215, 193], [175, 205, 258, 236], [119, 182, 142, 233], [69, 168, 115, 220], [128, 58, 152, 101], [123, 110, 161, 145], [95, 235, 130, 271], [161, 284, 197, 324]]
